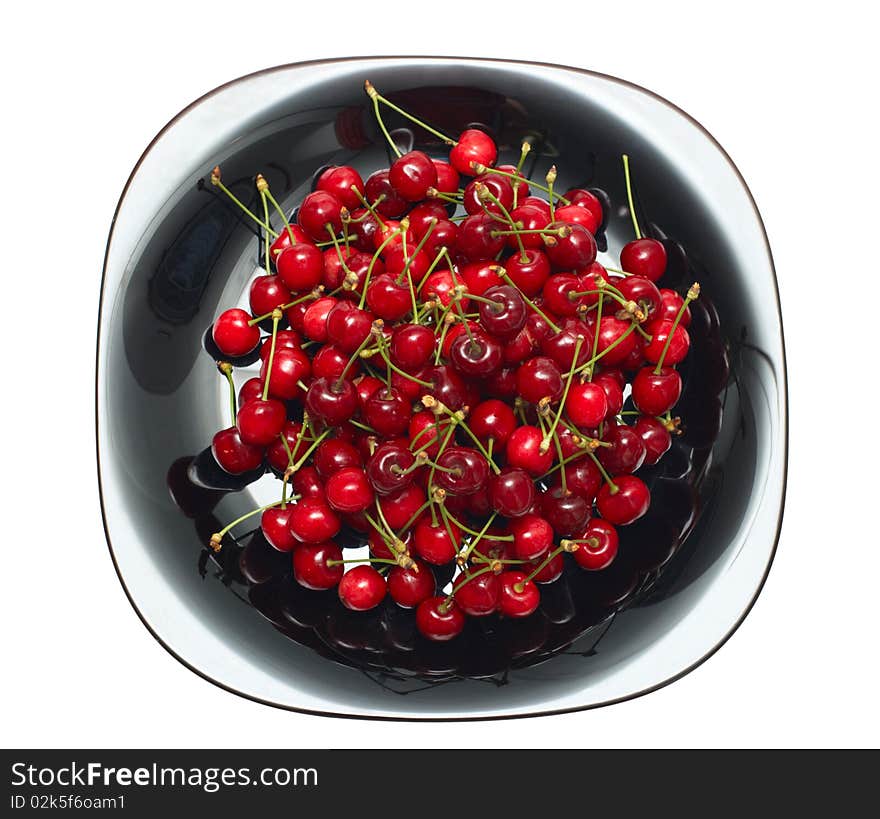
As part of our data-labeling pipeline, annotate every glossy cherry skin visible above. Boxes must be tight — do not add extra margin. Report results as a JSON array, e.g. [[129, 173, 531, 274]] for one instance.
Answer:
[[212, 308, 260, 357], [643, 320, 690, 365], [469, 399, 517, 451], [542, 273, 584, 317], [269, 224, 311, 259], [325, 301, 374, 354], [289, 498, 342, 543], [301, 296, 337, 342], [238, 377, 264, 407], [632, 366, 682, 416], [259, 329, 301, 359], [292, 466, 324, 500], [489, 467, 536, 518], [316, 165, 364, 210], [211, 427, 263, 475], [236, 398, 286, 447], [413, 516, 460, 565], [423, 365, 468, 411], [523, 550, 564, 584], [593, 316, 639, 366], [313, 438, 361, 481], [593, 371, 624, 417], [364, 169, 408, 218], [554, 203, 600, 234], [498, 570, 540, 617], [449, 128, 497, 175], [540, 487, 591, 536], [249, 275, 291, 319], [389, 150, 437, 201], [516, 356, 564, 404], [377, 484, 426, 531], [657, 288, 692, 326], [572, 519, 618, 570], [598, 423, 647, 475], [546, 223, 597, 269], [325, 467, 374, 514], [621, 238, 667, 282], [478, 285, 527, 339], [463, 173, 514, 216], [504, 248, 551, 295], [459, 261, 503, 297], [305, 377, 358, 426], [311, 344, 354, 382], [508, 204, 550, 250], [366, 274, 411, 322], [387, 560, 435, 608], [338, 565, 386, 611], [456, 213, 505, 261], [565, 381, 608, 428], [540, 319, 591, 371], [615, 275, 662, 319], [505, 425, 553, 477], [416, 596, 466, 641], [297, 190, 344, 242], [453, 570, 500, 616], [563, 188, 604, 226], [561, 458, 602, 502], [261, 507, 298, 552], [364, 387, 410, 437], [434, 446, 490, 495], [431, 159, 460, 196], [266, 421, 310, 473], [634, 415, 672, 465], [390, 324, 435, 371], [292, 541, 344, 590], [596, 475, 651, 525], [260, 346, 311, 401], [449, 331, 503, 377], [367, 442, 416, 495], [509, 514, 553, 560]]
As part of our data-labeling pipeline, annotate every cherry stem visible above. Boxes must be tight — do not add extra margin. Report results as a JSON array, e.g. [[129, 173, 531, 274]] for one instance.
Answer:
[[553, 431, 568, 495], [546, 166, 557, 222], [587, 291, 604, 382], [653, 283, 700, 374], [458, 512, 499, 562], [575, 322, 637, 378], [327, 557, 398, 567], [280, 470, 289, 510], [326, 225, 352, 276], [287, 427, 332, 474], [365, 81, 457, 146], [472, 164, 570, 205], [359, 224, 405, 309], [438, 504, 462, 560], [513, 142, 531, 208], [586, 448, 618, 493], [373, 334, 433, 387], [258, 176, 296, 247], [373, 496, 400, 542], [336, 328, 378, 388], [427, 189, 461, 204], [445, 507, 512, 541], [426, 400, 501, 474], [427, 422, 458, 492], [622, 154, 642, 240], [447, 565, 495, 601], [350, 186, 386, 229], [541, 335, 584, 453], [518, 544, 567, 589], [260, 190, 272, 274], [395, 500, 433, 537], [477, 185, 526, 259], [367, 89, 402, 158], [396, 219, 437, 286], [209, 167, 278, 237], [248, 289, 321, 326], [209, 496, 301, 550], [218, 362, 237, 426], [260, 311, 282, 401], [498, 272, 561, 333]]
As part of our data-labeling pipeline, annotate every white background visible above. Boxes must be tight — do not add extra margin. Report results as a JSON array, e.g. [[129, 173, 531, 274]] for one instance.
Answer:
[[2, 1, 877, 748]]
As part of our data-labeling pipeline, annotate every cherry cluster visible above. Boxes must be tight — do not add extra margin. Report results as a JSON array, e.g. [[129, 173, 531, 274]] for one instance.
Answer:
[[205, 80, 700, 642]]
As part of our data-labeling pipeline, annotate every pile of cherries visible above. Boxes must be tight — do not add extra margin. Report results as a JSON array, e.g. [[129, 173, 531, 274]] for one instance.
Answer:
[[205, 80, 700, 642]]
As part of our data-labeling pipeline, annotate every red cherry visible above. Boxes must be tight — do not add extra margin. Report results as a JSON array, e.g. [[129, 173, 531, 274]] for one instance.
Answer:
[[505, 425, 553, 477], [238, 377, 264, 406], [562, 188, 604, 226], [212, 308, 260, 357], [621, 238, 667, 281], [632, 366, 682, 416], [431, 159, 460, 196], [292, 541, 344, 591], [249, 275, 291, 318], [593, 316, 639, 366], [504, 249, 551, 296], [316, 165, 364, 210], [288, 498, 341, 543], [463, 173, 514, 216], [311, 344, 354, 381], [597, 423, 647, 475], [305, 377, 358, 426], [516, 356, 563, 404], [449, 128, 497, 175], [615, 275, 662, 320], [301, 296, 337, 342], [572, 519, 618, 570], [364, 387, 410, 437], [261, 506, 297, 552], [509, 514, 553, 560], [469, 399, 517, 451], [387, 560, 435, 608], [456, 213, 505, 261], [523, 550, 564, 584], [565, 381, 608, 428], [596, 475, 651, 525], [498, 571, 540, 617], [266, 421, 310, 472], [325, 467, 374, 513], [292, 466, 324, 499], [259, 346, 311, 400], [593, 371, 624, 417], [297, 190, 344, 242], [337, 565, 386, 611], [416, 596, 465, 641], [269, 225, 311, 260], [643, 319, 690, 365], [634, 415, 672, 465], [259, 330, 301, 360], [453, 570, 500, 616], [508, 204, 551, 250], [562, 458, 602, 502], [539, 487, 591, 536], [390, 324, 435, 371], [545, 223, 597, 269], [236, 398, 286, 447], [211, 427, 263, 475], [377, 484, 426, 530], [657, 288, 692, 326], [389, 150, 438, 201], [325, 301, 375, 354], [554, 203, 600, 234], [364, 169, 409, 218], [366, 274, 412, 321], [413, 516, 460, 565], [489, 467, 536, 518], [313, 438, 362, 481]]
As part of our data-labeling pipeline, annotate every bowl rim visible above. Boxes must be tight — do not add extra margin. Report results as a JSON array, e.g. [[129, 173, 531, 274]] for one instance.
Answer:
[[95, 54, 789, 722]]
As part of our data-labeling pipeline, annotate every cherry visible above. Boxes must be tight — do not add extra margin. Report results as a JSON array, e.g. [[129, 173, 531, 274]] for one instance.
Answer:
[[261, 506, 297, 552], [413, 516, 460, 565], [325, 466, 374, 513], [390, 324, 435, 371], [297, 190, 344, 242], [561, 458, 602, 502], [313, 438, 361, 481], [292, 465, 324, 499], [449, 330, 502, 377], [449, 129, 497, 176], [211, 427, 263, 475], [516, 356, 563, 404], [456, 213, 506, 261], [540, 487, 591, 536], [266, 421, 310, 473], [416, 596, 465, 641], [259, 330, 301, 359], [621, 238, 666, 282], [268, 224, 311, 259], [292, 541, 344, 590], [325, 301, 374, 354], [238, 377, 264, 406], [463, 174, 514, 216], [460, 261, 504, 297], [316, 165, 364, 210], [236, 398, 286, 447], [477, 285, 527, 339], [355, 375, 383, 410], [596, 475, 650, 525], [571, 519, 618, 570], [408, 411, 448, 458], [364, 387, 410, 437], [249, 275, 291, 319], [260, 346, 311, 401], [387, 560, 435, 608], [565, 380, 608, 428], [367, 441, 417, 494], [498, 571, 540, 618], [377, 483, 425, 530], [504, 248, 551, 295], [598, 423, 647, 474], [489, 467, 536, 518], [593, 316, 638, 366], [542, 273, 584, 317], [563, 188, 604, 226], [593, 371, 624, 417], [634, 415, 672, 465], [469, 399, 517, 451], [288, 497, 341, 544], [434, 446, 489, 495], [545, 223, 597, 269], [554, 203, 600, 234], [643, 319, 690, 365], [540, 318, 591, 370], [305, 376, 358, 426], [364, 169, 409, 218], [507, 204, 551, 250], [384, 243, 430, 282], [423, 365, 468, 411], [312, 344, 354, 381], [338, 565, 386, 611], [523, 550, 564, 584], [495, 164, 529, 200], [505, 425, 553, 476], [632, 366, 682, 416], [389, 150, 437, 201], [431, 159, 460, 196], [212, 308, 260, 357], [302, 296, 337, 342], [615, 275, 662, 320], [509, 513, 553, 560], [366, 274, 412, 321], [453, 570, 499, 616], [657, 288, 692, 326]]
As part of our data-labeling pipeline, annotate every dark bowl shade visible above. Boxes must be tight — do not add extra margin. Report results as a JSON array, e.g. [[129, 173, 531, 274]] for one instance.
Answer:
[[97, 57, 786, 719]]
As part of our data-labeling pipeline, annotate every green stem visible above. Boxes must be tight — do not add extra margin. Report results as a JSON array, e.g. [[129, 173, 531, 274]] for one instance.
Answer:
[[367, 82, 456, 145], [260, 313, 282, 401], [622, 154, 642, 240]]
